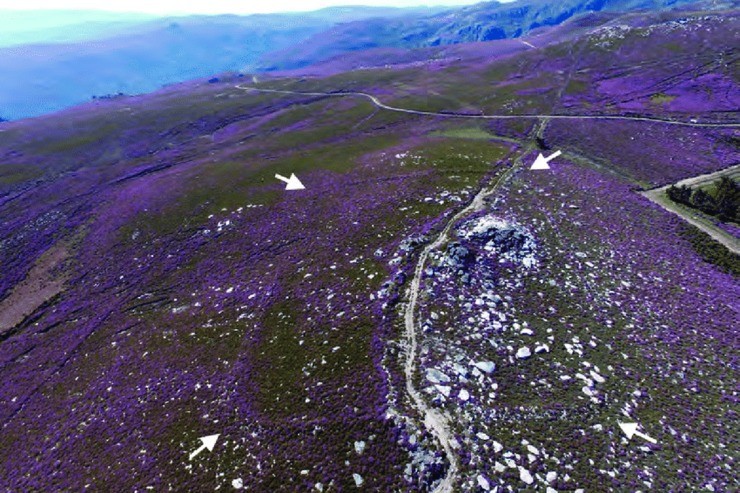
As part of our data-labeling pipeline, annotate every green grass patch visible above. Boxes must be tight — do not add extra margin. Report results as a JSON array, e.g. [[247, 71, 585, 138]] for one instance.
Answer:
[[564, 78, 589, 95], [0, 165, 42, 187], [23, 122, 120, 154], [478, 76, 559, 115], [268, 67, 418, 94], [649, 92, 677, 105], [663, 42, 683, 53], [388, 94, 463, 113], [176, 317, 248, 361], [262, 98, 335, 130], [430, 127, 498, 140], [123, 131, 400, 239], [253, 300, 311, 417]]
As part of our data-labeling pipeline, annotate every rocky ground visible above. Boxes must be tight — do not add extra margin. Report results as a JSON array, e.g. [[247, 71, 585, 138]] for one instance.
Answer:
[[386, 152, 737, 491]]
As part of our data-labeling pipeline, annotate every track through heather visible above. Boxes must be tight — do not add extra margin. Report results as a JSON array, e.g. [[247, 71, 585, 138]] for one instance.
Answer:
[[235, 85, 740, 128], [402, 156, 523, 492], [399, 120, 544, 492]]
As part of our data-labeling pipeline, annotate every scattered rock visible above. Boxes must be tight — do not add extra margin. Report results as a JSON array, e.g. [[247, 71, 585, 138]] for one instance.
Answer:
[[352, 473, 364, 487], [516, 347, 532, 359], [436, 385, 451, 397], [519, 466, 534, 485], [459, 215, 538, 267], [474, 361, 496, 373], [590, 370, 606, 383], [477, 474, 491, 491], [453, 363, 468, 377], [442, 242, 472, 269], [426, 368, 451, 384], [535, 344, 550, 354]]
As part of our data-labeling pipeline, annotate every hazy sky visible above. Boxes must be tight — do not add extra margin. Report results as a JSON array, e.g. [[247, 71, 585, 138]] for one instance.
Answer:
[[0, 0, 497, 15]]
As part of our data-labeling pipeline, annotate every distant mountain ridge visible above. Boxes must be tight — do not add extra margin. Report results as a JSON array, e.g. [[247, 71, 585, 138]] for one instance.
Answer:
[[256, 0, 705, 71], [0, 6, 442, 120], [0, 10, 157, 48], [0, 0, 722, 120]]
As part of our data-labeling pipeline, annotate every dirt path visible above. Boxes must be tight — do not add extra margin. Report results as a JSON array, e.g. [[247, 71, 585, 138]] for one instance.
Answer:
[[402, 164, 519, 493], [235, 84, 740, 128], [401, 121, 543, 492], [661, 164, 740, 189]]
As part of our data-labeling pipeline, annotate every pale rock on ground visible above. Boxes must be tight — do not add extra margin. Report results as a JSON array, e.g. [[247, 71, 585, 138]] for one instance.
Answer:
[[516, 346, 532, 359]]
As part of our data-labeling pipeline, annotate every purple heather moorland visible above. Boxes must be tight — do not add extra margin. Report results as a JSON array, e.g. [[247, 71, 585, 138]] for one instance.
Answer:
[[0, 3, 738, 492]]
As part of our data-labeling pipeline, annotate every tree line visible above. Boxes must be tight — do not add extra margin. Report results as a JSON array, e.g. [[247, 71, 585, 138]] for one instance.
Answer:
[[667, 177, 739, 223]]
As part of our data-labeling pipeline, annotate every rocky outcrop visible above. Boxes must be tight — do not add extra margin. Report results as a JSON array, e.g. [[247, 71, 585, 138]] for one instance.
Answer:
[[458, 215, 539, 269]]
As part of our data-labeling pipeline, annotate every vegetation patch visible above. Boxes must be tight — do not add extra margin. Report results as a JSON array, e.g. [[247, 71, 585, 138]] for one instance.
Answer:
[[430, 127, 498, 140], [667, 176, 739, 223], [649, 92, 677, 105], [679, 224, 740, 276]]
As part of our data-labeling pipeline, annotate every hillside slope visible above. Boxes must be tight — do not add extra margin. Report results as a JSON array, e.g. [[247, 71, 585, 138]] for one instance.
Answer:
[[0, 8, 738, 493], [1, 0, 727, 120], [255, 0, 708, 71], [0, 6, 439, 120]]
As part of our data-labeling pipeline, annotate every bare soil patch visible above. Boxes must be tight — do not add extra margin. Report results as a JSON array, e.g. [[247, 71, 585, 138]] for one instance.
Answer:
[[0, 242, 69, 336]]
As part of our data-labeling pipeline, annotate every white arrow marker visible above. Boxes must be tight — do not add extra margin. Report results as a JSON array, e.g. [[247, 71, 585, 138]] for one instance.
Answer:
[[619, 422, 657, 444], [275, 173, 305, 190], [189, 434, 220, 460], [531, 150, 562, 170]]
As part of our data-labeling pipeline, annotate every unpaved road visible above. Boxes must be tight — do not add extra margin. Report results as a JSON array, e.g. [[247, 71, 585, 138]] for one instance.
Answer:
[[659, 164, 740, 189], [235, 84, 740, 128], [401, 121, 544, 492], [642, 164, 740, 254]]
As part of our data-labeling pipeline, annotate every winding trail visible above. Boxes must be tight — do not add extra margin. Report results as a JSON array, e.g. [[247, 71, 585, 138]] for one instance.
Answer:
[[235, 84, 740, 128], [400, 121, 544, 492], [402, 161, 522, 492]]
